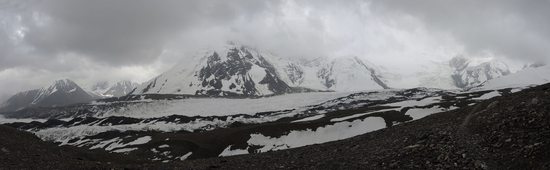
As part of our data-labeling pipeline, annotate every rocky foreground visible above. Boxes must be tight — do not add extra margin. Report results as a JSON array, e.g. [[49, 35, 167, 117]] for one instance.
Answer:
[[1, 83, 550, 170]]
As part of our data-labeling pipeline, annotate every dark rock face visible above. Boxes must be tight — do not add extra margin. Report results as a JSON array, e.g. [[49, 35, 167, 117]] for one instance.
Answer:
[[195, 47, 291, 96], [194, 48, 286, 96], [317, 64, 336, 89], [450, 56, 511, 89], [284, 63, 304, 85], [0, 79, 95, 113], [353, 57, 390, 89]]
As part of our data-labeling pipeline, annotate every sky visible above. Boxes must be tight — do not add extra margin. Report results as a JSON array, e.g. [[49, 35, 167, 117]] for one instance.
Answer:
[[0, 0, 549, 102]]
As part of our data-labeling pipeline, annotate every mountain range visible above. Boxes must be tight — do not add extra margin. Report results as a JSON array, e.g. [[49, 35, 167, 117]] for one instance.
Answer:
[[0, 43, 546, 112], [0, 79, 94, 112], [1, 43, 550, 169], [0, 79, 138, 112], [132, 45, 390, 97], [89, 80, 139, 98], [133, 44, 516, 97]]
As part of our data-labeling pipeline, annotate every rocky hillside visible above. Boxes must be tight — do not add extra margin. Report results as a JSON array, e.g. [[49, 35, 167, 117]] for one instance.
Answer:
[[0, 124, 155, 169], [173, 83, 550, 169], [1, 83, 549, 169]]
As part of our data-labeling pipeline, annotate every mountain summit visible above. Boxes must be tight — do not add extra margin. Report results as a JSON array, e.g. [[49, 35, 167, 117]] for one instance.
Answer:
[[450, 56, 511, 89], [274, 56, 389, 91], [89, 80, 138, 97], [132, 44, 389, 97], [0, 79, 94, 112], [133, 45, 293, 97]]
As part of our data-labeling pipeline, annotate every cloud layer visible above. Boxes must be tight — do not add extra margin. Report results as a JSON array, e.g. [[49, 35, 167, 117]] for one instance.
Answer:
[[0, 0, 548, 101]]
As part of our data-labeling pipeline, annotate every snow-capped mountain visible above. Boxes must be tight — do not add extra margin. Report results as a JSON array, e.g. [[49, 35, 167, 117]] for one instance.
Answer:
[[388, 56, 512, 90], [273, 56, 389, 91], [477, 64, 550, 90], [132, 44, 389, 97], [133, 45, 292, 97], [0, 79, 94, 112], [89, 80, 138, 97], [450, 56, 511, 89]]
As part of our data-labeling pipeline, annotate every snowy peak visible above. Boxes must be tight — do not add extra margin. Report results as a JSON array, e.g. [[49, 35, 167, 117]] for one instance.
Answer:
[[90, 80, 138, 97], [450, 56, 510, 89], [477, 65, 550, 90], [276, 56, 389, 91], [104, 81, 139, 97], [133, 45, 292, 97], [0, 79, 94, 112], [90, 81, 110, 95], [133, 43, 391, 97]]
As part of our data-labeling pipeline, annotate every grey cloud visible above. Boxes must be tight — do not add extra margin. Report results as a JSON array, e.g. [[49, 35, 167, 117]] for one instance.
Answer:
[[371, 0, 550, 63], [1, 0, 550, 102], [15, 0, 276, 66]]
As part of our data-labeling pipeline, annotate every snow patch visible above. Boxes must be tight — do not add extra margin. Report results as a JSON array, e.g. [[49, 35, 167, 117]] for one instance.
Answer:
[[219, 145, 249, 157], [112, 147, 137, 153], [473, 91, 501, 100], [178, 152, 192, 160], [240, 117, 386, 155], [292, 114, 325, 122]]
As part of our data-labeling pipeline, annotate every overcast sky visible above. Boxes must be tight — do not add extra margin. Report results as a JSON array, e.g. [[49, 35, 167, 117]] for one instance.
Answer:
[[0, 0, 549, 102]]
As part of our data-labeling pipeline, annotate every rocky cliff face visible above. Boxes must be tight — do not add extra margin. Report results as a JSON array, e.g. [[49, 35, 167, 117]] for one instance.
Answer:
[[450, 56, 511, 89], [133, 45, 293, 97]]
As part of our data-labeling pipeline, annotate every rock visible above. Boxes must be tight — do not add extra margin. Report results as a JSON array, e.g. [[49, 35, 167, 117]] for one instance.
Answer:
[[530, 98, 540, 105], [474, 160, 488, 169], [487, 101, 499, 109], [404, 144, 422, 149]]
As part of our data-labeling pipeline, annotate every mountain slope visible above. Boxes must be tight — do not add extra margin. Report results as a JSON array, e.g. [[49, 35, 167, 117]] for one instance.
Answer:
[[0, 79, 94, 112], [274, 56, 389, 91], [132, 44, 389, 97], [133, 45, 293, 97], [90, 80, 138, 97], [172, 82, 550, 169], [450, 56, 511, 89], [378, 56, 511, 90], [477, 64, 550, 90], [0, 124, 152, 169], [4, 82, 547, 169]]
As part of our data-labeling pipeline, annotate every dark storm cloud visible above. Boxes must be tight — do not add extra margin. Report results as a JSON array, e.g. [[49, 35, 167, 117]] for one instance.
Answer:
[[19, 0, 274, 66], [371, 0, 550, 63]]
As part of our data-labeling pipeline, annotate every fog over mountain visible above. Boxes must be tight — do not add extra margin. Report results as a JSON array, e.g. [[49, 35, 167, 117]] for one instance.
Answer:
[[0, 0, 549, 102]]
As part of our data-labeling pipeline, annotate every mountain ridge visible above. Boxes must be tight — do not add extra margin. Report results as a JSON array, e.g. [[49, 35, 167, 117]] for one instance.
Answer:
[[89, 80, 139, 98], [0, 79, 95, 113], [132, 44, 390, 97]]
